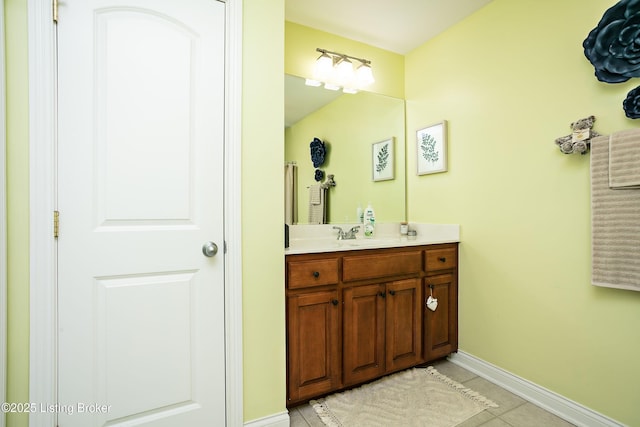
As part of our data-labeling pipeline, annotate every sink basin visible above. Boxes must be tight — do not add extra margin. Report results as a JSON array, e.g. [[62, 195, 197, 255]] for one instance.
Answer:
[[339, 237, 402, 248], [289, 237, 401, 251]]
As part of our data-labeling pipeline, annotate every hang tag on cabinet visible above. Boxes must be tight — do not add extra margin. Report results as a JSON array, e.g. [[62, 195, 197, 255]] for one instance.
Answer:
[[426, 295, 438, 311]]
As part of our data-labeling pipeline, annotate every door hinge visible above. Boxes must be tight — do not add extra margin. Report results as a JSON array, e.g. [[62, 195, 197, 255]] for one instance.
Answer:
[[52, 0, 58, 23], [54, 210, 60, 238]]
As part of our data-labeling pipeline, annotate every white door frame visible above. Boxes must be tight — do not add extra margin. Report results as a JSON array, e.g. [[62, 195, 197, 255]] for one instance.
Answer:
[[27, 1, 243, 426], [0, 2, 7, 426]]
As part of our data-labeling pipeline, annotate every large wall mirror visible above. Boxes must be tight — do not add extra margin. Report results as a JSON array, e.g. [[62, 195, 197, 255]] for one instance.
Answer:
[[285, 74, 406, 225]]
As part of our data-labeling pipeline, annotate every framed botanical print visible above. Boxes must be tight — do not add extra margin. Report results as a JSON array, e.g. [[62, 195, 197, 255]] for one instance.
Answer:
[[372, 137, 394, 181], [417, 121, 447, 175]]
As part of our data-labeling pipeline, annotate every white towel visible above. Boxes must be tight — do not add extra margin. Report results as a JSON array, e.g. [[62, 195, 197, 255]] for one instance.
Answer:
[[309, 184, 321, 205], [308, 185, 325, 224], [609, 129, 640, 189]]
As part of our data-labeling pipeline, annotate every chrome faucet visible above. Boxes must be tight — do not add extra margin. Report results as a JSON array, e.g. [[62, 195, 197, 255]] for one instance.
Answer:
[[333, 226, 360, 240]]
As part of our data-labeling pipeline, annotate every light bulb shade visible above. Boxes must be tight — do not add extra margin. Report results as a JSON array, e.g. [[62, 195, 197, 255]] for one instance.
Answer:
[[356, 63, 375, 87], [313, 53, 333, 81], [311, 49, 373, 92], [335, 57, 354, 87]]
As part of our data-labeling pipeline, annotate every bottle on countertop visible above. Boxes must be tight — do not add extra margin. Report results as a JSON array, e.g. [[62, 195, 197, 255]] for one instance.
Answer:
[[363, 202, 376, 238], [357, 204, 363, 224]]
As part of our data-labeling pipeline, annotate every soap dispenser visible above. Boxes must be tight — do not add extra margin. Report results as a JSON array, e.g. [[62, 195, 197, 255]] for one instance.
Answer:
[[363, 202, 376, 238]]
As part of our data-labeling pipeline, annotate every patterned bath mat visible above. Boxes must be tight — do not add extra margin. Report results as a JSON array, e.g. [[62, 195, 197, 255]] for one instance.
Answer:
[[310, 366, 498, 427]]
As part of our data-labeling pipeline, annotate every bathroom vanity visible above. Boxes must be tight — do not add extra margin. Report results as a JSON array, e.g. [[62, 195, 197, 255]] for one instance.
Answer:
[[285, 224, 459, 406]]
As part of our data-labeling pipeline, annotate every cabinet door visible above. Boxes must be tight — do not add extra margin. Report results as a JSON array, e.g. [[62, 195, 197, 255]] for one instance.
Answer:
[[424, 273, 458, 361], [287, 290, 340, 404], [343, 284, 385, 386], [386, 278, 423, 372]]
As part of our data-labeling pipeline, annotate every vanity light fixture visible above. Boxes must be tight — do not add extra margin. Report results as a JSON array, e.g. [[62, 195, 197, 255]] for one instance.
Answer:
[[305, 48, 375, 94]]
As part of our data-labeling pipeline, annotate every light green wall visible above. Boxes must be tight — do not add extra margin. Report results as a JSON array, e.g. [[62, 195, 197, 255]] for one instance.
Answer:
[[285, 91, 405, 223], [241, 0, 286, 422], [285, 21, 404, 99], [5, 1, 30, 427], [3, 0, 287, 425], [405, 0, 640, 425]]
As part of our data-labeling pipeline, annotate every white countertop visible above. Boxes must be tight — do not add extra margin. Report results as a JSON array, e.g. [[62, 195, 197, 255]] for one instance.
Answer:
[[285, 223, 460, 255]]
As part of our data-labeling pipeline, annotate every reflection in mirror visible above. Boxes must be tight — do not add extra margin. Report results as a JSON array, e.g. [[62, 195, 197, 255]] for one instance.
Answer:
[[285, 74, 406, 224]]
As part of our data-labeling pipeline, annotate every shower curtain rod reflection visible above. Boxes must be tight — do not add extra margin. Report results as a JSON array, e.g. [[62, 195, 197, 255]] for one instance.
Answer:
[[285, 162, 298, 225]]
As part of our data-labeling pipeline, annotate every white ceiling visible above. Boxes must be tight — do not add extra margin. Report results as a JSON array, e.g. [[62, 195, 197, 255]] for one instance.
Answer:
[[284, 0, 494, 127], [285, 0, 494, 55]]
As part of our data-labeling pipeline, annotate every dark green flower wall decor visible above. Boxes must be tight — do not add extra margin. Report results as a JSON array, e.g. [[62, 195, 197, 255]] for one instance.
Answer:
[[309, 137, 326, 168], [309, 137, 328, 182], [583, 0, 640, 118]]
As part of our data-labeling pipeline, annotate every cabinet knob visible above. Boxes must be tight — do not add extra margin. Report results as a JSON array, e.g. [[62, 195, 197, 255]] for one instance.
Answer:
[[312, 271, 320, 278], [438, 257, 446, 262], [378, 291, 386, 298], [389, 290, 396, 296], [332, 299, 339, 306]]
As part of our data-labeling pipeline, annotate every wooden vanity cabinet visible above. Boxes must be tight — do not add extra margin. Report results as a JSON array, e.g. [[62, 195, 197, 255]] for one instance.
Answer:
[[342, 283, 386, 385], [385, 278, 423, 373], [286, 254, 341, 404], [341, 248, 423, 386], [423, 246, 459, 361], [286, 243, 458, 406], [341, 277, 423, 386], [287, 289, 341, 402]]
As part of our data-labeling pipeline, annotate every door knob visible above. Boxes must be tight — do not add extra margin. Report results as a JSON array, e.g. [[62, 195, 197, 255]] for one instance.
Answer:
[[202, 241, 218, 257]]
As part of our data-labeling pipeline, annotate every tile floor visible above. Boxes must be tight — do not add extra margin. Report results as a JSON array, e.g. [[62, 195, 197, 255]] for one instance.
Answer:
[[288, 359, 576, 427]]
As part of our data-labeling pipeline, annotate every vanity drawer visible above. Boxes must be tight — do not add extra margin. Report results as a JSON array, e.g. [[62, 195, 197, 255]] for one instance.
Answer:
[[287, 258, 339, 289], [424, 247, 457, 272], [342, 250, 422, 282]]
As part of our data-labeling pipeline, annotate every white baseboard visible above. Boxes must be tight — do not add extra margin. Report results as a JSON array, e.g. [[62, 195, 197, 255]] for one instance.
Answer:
[[244, 411, 290, 427], [448, 351, 626, 427]]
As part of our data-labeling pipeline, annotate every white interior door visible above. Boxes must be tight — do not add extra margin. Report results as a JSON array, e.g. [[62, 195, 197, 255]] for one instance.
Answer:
[[57, 1, 226, 426]]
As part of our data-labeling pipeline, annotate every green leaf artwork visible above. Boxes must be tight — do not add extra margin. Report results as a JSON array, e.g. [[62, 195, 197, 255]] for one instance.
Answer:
[[376, 143, 389, 172], [421, 132, 439, 163]]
